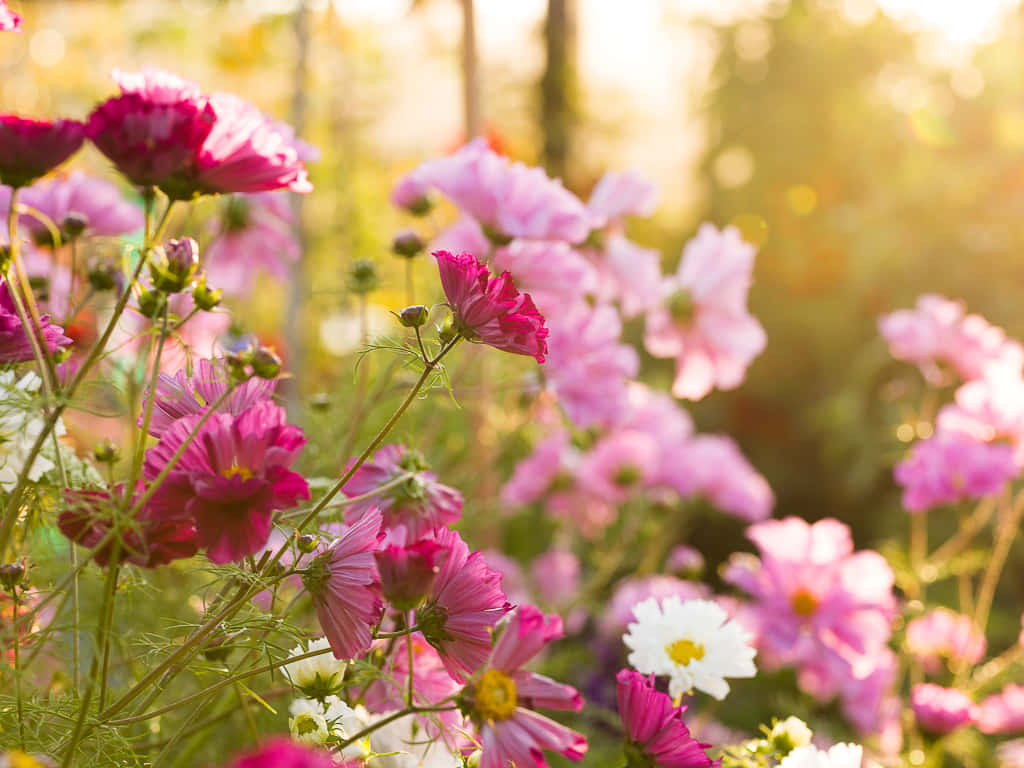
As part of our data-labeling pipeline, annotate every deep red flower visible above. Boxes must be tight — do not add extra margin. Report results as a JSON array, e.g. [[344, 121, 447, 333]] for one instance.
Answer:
[[0, 279, 72, 364]]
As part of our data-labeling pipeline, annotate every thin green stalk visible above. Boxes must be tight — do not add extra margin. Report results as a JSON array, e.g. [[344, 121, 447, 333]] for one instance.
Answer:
[[127, 300, 170, 490], [973, 489, 1024, 636], [405, 612, 415, 707], [14, 586, 24, 748], [97, 564, 122, 712], [278, 471, 415, 521], [336, 703, 457, 749]]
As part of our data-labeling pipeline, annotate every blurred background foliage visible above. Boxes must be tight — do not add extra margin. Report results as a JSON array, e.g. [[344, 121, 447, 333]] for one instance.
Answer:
[[4, 0, 1024, 762]]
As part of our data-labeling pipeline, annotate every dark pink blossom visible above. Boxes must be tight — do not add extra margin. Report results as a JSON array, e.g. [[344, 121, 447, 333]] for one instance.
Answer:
[[462, 606, 587, 768], [434, 250, 549, 362], [303, 508, 385, 660], [416, 527, 511, 681], [374, 537, 445, 610], [0, 279, 72, 364], [911, 684, 976, 735], [616, 669, 717, 768], [226, 738, 347, 768], [0, 115, 84, 188], [342, 444, 462, 541], [143, 401, 309, 564]]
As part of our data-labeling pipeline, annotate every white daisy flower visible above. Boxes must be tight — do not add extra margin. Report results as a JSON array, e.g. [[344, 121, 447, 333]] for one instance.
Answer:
[[770, 716, 814, 752], [289, 705, 329, 745], [363, 710, 463, 768], [779, 743, 863, 768], [623, 596, 756, 700], [288, 697, 371, 759], [0, 372, 66, 491], [282, 637, 346, 699]]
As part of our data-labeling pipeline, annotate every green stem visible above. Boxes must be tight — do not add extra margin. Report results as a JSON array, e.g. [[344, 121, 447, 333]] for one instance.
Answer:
[[97, 564, 122, 711], [337, 703, 458, 749], [278, 471, 416, 521], [973, 489, 1024, 638], [14, 586, 24, 748], [405, 612, 415, 707], [127, 299, 170, 491]]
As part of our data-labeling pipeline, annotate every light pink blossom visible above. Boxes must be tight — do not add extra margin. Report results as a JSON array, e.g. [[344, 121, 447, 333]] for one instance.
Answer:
[[587, 170, 659, 223], [978, 684, 1024, 734], [937, 372, 1024, 464], [905, 608, 987, 674], [0, 1, 22, 31]]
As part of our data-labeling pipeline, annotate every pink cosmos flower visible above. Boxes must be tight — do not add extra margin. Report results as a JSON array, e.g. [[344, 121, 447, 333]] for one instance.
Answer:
[[483, 549, 531, 607], [362, 633, 467, 746], [302, 508, 385, 660], [205, 191, 300, 296], [587, 170, 659, 224], [13, 170, 143, 245], [489, 238, 599, 318], [434, 250, 549, 362], [911, 684, 976, 735], [341, 444, 462, 542], [588, 234, 663, 319], [937, 372, 1024, 464], [194, 91, 312, 196], [905, 608, 987, 674], [879, 294, 1023, 383], [395, 138, 591, 243], [530, 550, 580, 608], [0, 116, 84, 189], [461, 606, 587, 768], [374, 537, 446, 610], [644, 224, 766, 400], [59, 483, 198, 568], [616, 669, 717, 768], [138, 357, 275, 438], [577, 429, 660, 505], [724, 517, 895, 698], [87, 68, 216, 192], [666, 435, 774, 522], [0, 1, 22, 31], [999, 741, 1024, 768], [894, 431, 1018, 512], [0, 279, 72, 364], [416, 527, 511, 680], [226, 738, 344, 768], [144, 401, 310, 564], [601, 576, 711, 637], [543, 303, 639, 428], [978, 684, 1024, 734]]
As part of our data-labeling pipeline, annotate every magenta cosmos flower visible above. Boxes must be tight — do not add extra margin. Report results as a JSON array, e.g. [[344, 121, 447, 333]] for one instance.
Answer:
[[911, 684, 976, 735], [644, 224, 766, 401], [460, 606, 587, 768], [616, 669, 717, 768], [894, 431, 1018, 512], [59, 483, 198, 569], [879, 294, 1023, 383], [341, 444, 463, 542], [375, 536, 446, 610], [143, 400, 309, 564], [435, 250, 549, 362], [394, 138, 591, 243], [139, 357, 275, 438], [905, 608, 986, 674], [226, 738, 348, 768], [416, 526, 511, 680], [724, 517, 895, 698], [302, 508, 385, 660], [0, 279, 72, 364], [0, 1, 22, 31], [0, 115, 84, 189]]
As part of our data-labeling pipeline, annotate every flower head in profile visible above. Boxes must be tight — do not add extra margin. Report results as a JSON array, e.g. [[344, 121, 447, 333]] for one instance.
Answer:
[[459, 606, 587, 768], [587, 170, 659, 224], [779, 743, 863, 768], [977, 684, 1024, 734], [911, 684, 976, 735], [435, 250, 549, 363], [375, 537, 446, 610], [0, 115, 84, 188], [143, 401, 309, 564], [0, 1, 22, 31], [644, 224, 766, 400], [342, 444, 462, 541], [623, 596, 756, 700], [282, 637, 346, 700], [302, 509, 385, 661], [905, 608, 986, 674], [616, 669, 717, 768], [0, 280, 72, 365], [416, 527, 511, 680]]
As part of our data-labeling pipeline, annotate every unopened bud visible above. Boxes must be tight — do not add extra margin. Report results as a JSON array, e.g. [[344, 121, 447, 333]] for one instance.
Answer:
[[0, 561, 26, 591], [53, 346, 72, 364], [87, 262, 119, 292], [348, 259, 379, 295], [93, 439, 121, 464], [297, 534, 319, 554], [438, 313, 458, 344], [310, 393, 331, 411], [192, 273, 222, 311], [250, 347, 282, 380], [150, 237, 199, 293], [225, 349, 252, 383], [398, 305, 428, 328], [62, 212, 90, 240], [136, 286, 162, 319], [391, 229, 425, 259]]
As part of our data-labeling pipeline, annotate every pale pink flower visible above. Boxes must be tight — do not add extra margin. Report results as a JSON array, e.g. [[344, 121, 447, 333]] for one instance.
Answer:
[[665, 435, 774, 522], [589, 234, 663, 318], [601, 575, 711, 637], [911, 684, 976, 735], [490, 239, 599, 316], [0, 1, 22, 31], [577, 429, 660, 505], [530, 550, 580, 608], [644, 224, 766, 400], [937, 372, 1024, 464], [14, 170, 143, 244], [839, 650, 899, 738], [978, 684, 1024, 734], [462, 606, 587, 768], [905, 608, 987, 674], [998, 740, 1024, 768], [879, 294, 1023, 382], [205, 191, 300, 296], [894, 431, 1018, 512], [483, 549, 531, 607], [587, 170, 659, 223], [395, 138, 591, 243]]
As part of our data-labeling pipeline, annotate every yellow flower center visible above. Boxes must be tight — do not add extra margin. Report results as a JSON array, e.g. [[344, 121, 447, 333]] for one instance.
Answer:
[[475, 668, 518, 721], [791, 589, 819, 617], [222, 465, 253, 481], [665, 638, 705, 667]]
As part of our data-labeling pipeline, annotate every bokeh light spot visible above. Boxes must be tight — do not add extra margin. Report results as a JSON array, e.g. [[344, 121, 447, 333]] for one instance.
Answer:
[[994, 110, 1024, 150], [907, 109, 956, 147], [30, 29, 66, 68], [714, 145, 755, 189], [786, 185, 817, 216], [950, 66, 984, 99], [896, 424, 915, 442], [729, 213, 768, 248]]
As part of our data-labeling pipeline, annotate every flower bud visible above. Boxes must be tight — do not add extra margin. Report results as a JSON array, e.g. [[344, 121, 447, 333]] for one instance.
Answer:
[[0, 560, 26, 592], [53, 346, 72, 364], [391, 229, 425, 259], [348, 259, 379, 295], [149, 237, 199, 293], [61, 212, 89, 240], [225, 349, 253, 384], [398, 305, 429, 328], [87, 262, 119, 292], [250, 347, 283, 380], [297, 534, 319, 554], [136, 286, 162, 319], [93, 439, 121, 464], [310, 393, 331, 411], [192, 273, 222, 311]]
